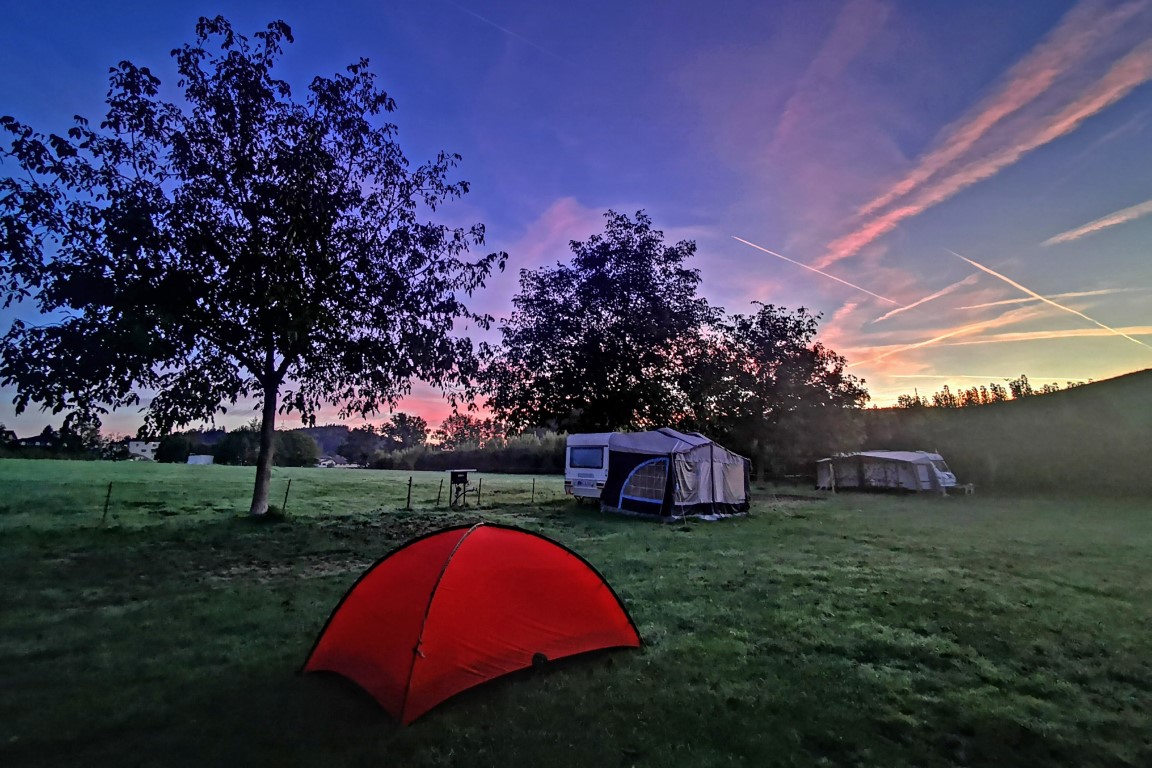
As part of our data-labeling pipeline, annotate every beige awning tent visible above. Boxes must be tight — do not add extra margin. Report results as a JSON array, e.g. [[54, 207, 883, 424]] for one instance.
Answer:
[[816, 451, 957, 493]]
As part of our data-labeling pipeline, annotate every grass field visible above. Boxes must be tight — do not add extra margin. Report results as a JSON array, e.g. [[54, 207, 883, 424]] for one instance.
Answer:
[[2, 459, 1150, 767]]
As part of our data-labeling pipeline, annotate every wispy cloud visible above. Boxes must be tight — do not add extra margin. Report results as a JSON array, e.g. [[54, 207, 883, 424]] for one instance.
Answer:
[[847, 308, 1040, 368], [857, 0, 1148, 218], [959, 287, 1144, 309], [948, 249, 1152, 350], [1042, 197, 1152, 245], [771, 0, 892, 153], [732, 236, 903, 306], [872, 274, 980, 323], [819, 7, 1152, 268], [943, 325, 1152, 345]]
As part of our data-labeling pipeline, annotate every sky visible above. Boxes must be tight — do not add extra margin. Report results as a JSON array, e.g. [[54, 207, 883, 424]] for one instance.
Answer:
[[1, 0, 1150, 436]]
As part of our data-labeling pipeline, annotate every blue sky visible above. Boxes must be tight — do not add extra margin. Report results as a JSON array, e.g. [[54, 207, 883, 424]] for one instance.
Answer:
[[2, 0, 1150, 435]]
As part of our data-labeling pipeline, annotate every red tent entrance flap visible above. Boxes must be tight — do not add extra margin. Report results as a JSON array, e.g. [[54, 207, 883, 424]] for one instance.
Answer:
[[302, 523, 641, 723]]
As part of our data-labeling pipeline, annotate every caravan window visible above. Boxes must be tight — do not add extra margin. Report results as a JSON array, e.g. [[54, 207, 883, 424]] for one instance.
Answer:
[[569, 446, 604, 469], [621, 458, 669, 502], [932, 460, 950, 472]]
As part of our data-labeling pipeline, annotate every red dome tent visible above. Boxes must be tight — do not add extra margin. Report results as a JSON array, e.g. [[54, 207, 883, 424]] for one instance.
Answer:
[[302, 523, 641, 724]]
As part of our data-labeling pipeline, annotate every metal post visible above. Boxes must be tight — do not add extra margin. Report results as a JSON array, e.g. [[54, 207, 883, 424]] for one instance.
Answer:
[[436, 478, 443, 507], [406, 476, 413, 511], [282, 478, 292, 513], [101, 482, 113, 525], [476, 477, 483, 506], [531, 478, 535, 504]]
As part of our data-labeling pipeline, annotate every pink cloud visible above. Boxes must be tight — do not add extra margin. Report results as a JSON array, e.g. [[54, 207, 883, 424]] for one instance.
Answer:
[[770, 0, 894, 154], [820, 14, 1152, 268], [857, 0, 1149, 218]]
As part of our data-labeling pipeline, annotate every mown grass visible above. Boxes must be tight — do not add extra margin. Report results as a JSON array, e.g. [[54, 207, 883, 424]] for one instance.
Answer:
[[1, 460, 1150, 767]]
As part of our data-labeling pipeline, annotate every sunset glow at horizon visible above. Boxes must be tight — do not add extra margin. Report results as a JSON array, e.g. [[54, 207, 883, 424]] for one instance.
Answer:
[[1, 0, 1150, 436]]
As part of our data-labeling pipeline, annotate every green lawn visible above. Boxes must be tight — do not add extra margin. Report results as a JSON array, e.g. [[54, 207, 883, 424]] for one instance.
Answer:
[[1, 459, 1150, 767]]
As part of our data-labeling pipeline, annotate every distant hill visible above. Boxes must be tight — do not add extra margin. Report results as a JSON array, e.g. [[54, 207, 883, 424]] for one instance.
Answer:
[[863, 369, 1152, 495]]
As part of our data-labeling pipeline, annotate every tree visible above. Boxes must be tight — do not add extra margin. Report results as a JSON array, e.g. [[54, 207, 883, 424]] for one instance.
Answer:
[[336, 426, 382, 465], [274, 430, 319, 467], [383, 412, 428, 450], [213, 425, 259, 466], [1008, 374, 1034, 399], [678, 303, 869, 476], [156, 434, 193, 463], [0, 17, 504, 514], [433, 413, 507, 449], [483, 210, 715, 432], [931, 385, 960, 408]]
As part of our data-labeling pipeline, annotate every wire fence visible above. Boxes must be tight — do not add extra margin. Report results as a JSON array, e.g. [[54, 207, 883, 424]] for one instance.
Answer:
[[0, 462, 570, 530]]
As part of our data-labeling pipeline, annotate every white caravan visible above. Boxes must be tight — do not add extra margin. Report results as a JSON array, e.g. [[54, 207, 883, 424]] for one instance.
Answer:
[[564, 432, 613, 500]]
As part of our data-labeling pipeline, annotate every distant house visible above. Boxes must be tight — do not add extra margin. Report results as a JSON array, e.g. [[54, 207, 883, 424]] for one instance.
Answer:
[[0, 429, 16, 447], [16, 434, 57, 449], [128, 440, 161, 461]]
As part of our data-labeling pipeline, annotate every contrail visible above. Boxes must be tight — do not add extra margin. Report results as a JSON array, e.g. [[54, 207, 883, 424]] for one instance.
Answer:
[[948, 249, 1152, 350], [732, 236, 903, 306], [959, 287, 1142, 309], [847, 315, 1022, 368], [820, 35, 1152, 268], [872, 274, 980, 323], [1042, 197, 1152, 245], [858, 0, 1148, 218], [446, 1, 574, 66], [942, 325, 1152, 345]]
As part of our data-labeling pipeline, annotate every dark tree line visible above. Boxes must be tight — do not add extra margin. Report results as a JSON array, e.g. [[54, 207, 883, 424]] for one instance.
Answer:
[[895, 375, 1088, 409]]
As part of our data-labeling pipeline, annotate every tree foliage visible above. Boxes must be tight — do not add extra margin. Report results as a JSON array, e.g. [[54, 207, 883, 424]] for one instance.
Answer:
[[274, 430, 319, 467], [384, 412, 428, 450], [432, 413, 507, 449], [0, 17, 503, 513], [894, 376, 1085, 409], [483, 210, 715, 432], [678, 303, 869, 475]]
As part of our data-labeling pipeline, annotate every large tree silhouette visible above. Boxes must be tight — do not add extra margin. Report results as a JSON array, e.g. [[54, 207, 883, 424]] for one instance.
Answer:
[[0, 17, 504, 514], [483, 210, 715, 432]]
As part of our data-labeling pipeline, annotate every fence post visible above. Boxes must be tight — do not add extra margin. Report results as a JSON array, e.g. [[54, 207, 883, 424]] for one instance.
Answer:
[[101, 482, 113, 525], [406, 476, 413, 511], [282, 479, 292, 513], [531, 478, 535, 504], [476, 478, 483, 507], [436, 478, 443, 507]]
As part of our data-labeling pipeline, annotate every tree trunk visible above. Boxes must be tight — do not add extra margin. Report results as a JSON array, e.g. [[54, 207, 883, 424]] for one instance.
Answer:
[[249, 382, 279, 516]]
